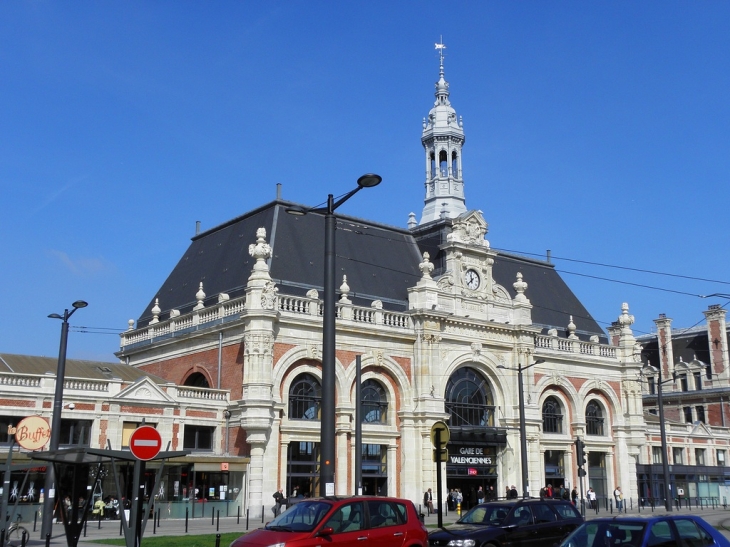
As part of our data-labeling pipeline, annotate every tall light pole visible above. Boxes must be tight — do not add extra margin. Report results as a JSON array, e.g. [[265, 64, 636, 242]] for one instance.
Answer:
[[41, 300, 88, 538], [287, 174, 381, 497], [498, 359, 544, 499], [642, 363, 675, 512]]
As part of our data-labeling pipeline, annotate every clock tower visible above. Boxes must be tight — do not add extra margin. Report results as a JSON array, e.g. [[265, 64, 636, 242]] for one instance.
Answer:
[[419, 43, 467, 224]]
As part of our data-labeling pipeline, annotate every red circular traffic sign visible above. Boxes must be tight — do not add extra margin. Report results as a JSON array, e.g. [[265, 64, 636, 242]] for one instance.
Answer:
[[129, 426, 162, 460]]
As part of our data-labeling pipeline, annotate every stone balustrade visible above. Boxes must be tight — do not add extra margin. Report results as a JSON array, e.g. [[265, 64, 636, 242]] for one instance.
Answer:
[[534, 334, 617, 359]]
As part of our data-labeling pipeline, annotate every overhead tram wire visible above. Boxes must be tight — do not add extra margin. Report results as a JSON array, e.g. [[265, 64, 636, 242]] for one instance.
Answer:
[[343, 226, 730, 288]]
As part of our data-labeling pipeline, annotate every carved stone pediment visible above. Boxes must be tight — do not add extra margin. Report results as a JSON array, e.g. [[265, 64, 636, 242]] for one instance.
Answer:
[[446, 211, 489, 247], [114, 377, 175, 403]]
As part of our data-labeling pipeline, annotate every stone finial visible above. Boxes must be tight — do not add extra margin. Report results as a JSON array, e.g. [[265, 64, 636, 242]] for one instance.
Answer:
[[194, 282, 206, 310], [371, 300, 383, 310], [407, 212, 417, 229], [419, 252, 434, 280], [149, 298, 161, 325], [170, 309, 180, 318], [548, 328, 558, 337], [567, 315, 578, 339], [590, 335, 600, 343], [127, 319, 135, 331], [306, 289, 319, 299], [248, 227, 272, 272], [439, 202, 449, 219], [339, 275, 351, 304], [618, 302, 635, 332], [513, 272, 528, 302], [218, 293, 230, 303]]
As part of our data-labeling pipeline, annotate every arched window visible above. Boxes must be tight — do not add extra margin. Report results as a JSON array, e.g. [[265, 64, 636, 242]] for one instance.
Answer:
[[586, 400, 604, 436], [361, 379, 388, 424], [542, 397, 563, 434], [445, 367, 494, 427], [289, 373, 321, 420], [451, 151, 458, 177], [184, 372, 210, 388], [439, 150, 448, 177], [430, 152, 436, 178]]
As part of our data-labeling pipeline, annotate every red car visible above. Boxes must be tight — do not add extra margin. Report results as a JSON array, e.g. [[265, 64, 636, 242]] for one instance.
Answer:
[[230, 496, 428, 547]]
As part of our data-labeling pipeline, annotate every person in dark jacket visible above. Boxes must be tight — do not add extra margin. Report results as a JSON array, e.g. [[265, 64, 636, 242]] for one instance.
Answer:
[[571, 487, 578, 505], [509, 485, 518, 499]]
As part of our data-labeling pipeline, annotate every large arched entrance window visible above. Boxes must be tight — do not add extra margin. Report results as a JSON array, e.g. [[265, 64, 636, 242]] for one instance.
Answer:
[[289, 373, 321, 420], [445, 367, 494, 427], [586, 400, 605, 436], [542, 396, 563, 434], [361, 379, 388, 424]]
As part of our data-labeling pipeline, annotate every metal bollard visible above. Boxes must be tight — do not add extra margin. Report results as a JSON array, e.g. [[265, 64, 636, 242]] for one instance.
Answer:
[[185, 507, 189, 533], [153, 510, 157, 534], [99, 509, 103, 529], [157, 508, 161, 529], [217, 510, 220, 532], [34, 510, 38, 532], [216, 533, 221, 547], [84, 518, 88, 537], [21, 529, 27, 547], [1, 529, 5, 547], [120, 517, 123, 535], [237, 505, 240, 525], [45, 532, 51, 547], [262, 505, 265, 523], [246, 508, 250, 530], [212, 507, 215, 525], [610, 499, 613, 514]]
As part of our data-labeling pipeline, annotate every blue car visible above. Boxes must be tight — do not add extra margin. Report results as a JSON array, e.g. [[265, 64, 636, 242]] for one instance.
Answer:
[[560, 515, 730, 547]]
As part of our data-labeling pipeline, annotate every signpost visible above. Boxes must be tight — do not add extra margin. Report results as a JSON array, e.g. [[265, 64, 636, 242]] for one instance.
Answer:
[[129, 426, 162, 461], [430, 421, 449, 528], [129, 426, 161, 547]]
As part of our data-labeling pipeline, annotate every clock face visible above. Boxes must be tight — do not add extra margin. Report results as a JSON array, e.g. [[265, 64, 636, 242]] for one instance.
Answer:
[[465, 269, 480, 290]]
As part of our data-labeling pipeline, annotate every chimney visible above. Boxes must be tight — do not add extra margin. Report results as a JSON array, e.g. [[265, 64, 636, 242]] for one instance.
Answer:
[[546, 250, 551, 264], [276, 183, 282, 200], [703, 305, 729, 381], [653, 314, 674, 380], [195, 221, 201, 235]]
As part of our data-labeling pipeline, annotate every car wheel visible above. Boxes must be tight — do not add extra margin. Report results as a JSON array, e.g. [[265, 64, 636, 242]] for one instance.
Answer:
[[484, 542, 498, 547]]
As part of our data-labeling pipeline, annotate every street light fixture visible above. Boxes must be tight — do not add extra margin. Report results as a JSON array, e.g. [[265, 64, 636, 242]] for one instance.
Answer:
[[42, 300, 88, 538], [286, 174, 381, 496], [498, 358, 545, 499]]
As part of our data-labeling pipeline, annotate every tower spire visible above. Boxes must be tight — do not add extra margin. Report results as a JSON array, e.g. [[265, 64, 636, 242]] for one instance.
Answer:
[[419, 41, 467, 225]]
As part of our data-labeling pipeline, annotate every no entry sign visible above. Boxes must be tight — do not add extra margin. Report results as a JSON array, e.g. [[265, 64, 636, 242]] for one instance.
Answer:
[[129, 426, 162, 460]]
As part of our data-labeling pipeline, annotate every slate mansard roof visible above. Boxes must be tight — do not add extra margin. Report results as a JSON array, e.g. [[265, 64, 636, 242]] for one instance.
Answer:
[[137, 199, 606, 340]]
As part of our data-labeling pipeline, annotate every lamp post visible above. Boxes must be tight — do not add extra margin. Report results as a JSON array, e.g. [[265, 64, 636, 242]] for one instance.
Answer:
[[41, 300, 88, 538], [642, 363, 675, 512], [498, 359, 544, 499], [287, 174, 381, 496]]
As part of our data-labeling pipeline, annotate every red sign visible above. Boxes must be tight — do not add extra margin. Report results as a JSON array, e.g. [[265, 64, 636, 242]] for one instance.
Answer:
[[467, 468, 478, 476], [129, 426, 162, 460]]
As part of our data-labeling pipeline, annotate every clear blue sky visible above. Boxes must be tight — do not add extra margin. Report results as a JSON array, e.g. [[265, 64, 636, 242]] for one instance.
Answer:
[[2, 2, 729, 362]]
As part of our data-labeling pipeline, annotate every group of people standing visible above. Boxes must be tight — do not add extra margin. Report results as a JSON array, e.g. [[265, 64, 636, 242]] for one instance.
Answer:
[[539, 483, 579, 505]]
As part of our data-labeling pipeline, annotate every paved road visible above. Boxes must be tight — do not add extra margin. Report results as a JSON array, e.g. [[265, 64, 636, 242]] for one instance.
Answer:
[[12, 503, 730, 546]]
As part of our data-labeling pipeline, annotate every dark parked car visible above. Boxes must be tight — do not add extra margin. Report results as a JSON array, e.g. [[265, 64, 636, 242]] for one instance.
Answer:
[[230, 496, 428, 547], [560, 515, 730, 547], [429, 499, 584, 547]]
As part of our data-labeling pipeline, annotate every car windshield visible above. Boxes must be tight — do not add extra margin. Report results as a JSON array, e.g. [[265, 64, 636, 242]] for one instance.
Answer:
[[562, 522, 647, 547], [459, 504, 511, 525], [265, 500, 332, 532]]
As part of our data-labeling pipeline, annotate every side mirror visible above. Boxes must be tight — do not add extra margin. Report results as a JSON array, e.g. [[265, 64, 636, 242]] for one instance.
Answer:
[[317, 527, 334, 537]]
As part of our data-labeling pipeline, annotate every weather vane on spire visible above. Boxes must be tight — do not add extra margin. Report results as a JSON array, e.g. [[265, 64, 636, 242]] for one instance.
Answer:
[[435, 37, 446, 66]]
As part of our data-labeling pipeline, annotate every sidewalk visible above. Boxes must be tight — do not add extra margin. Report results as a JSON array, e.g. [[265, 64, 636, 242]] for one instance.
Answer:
[[13, 502, 730, 546]]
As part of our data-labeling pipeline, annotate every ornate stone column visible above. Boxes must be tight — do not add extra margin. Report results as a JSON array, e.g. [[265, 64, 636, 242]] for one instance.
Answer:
[[240, 227, 279, 518]]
